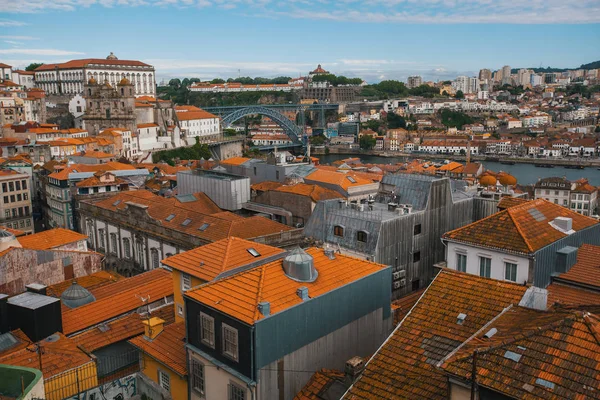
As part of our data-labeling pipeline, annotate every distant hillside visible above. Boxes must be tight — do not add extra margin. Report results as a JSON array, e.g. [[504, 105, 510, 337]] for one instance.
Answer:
[[511, 60, 600, 74]]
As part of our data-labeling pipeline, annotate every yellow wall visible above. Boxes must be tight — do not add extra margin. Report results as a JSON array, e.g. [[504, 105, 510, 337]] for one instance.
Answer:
[[44, 362, 98, 400], [141, 354, 187, 399], [172, 269, 205, 323]]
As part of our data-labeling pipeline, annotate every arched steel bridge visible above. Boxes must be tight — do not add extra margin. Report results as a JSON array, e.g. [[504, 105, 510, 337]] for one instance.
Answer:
[[204, 103, 339, 145]]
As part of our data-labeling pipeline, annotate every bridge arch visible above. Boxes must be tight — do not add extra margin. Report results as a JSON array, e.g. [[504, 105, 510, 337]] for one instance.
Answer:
[[220, 106, 303, 144]]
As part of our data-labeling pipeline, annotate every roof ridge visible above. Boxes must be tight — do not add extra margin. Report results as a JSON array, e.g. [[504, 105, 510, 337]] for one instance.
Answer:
[[220, 237, 234, 273], [582, 312, 600, 347], [506, 207, 535, 253], [252, 265, 267, 321], [443, 208, 510, 239]]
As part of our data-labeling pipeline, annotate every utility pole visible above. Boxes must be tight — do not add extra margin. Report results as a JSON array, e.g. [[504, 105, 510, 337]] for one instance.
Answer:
[[470, 350, 478, 400]]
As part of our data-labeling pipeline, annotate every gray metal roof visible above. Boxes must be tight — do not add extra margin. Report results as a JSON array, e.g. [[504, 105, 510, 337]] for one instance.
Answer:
[[68, 168, 149, 180], [381, 174, 439, 211], [8, 292, 60, 309], [0, 332, 18, 353]]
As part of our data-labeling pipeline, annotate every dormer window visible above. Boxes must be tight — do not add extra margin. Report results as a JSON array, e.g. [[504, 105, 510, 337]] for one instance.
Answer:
[[334, 225, 344, 237], [357, 231, 368, 243]]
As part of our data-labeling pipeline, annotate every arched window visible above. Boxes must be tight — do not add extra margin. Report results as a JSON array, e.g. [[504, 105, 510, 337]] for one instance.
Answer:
[[151, 248, 160, 269], [334, 225, 344, 237], [123, 238, 131, 258]]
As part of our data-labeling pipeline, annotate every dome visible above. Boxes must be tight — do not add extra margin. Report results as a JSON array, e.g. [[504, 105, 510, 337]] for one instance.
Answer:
[[106, 52, 118, 60], [479, 175, 497, 186], [0, 229, 21, 252], [282, 247, 318, 282], [61, 281, 95, 309], [118, 77, 131, 86], [498, 173, 517, 186], [88, 76, 97, 85]]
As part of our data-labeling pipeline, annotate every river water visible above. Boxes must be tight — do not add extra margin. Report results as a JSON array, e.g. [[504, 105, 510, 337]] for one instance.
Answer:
[[315, 154, 600, 186]]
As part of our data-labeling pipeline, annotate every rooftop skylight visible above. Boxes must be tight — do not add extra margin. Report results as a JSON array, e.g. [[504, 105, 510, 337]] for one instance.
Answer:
[[165, 214, 176, 221], [247, 248, 260, 257]]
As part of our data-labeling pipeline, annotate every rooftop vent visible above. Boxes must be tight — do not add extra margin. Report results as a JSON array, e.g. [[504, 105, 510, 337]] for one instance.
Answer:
[[388, 202, 398, 212], [283, 247, 318, 282], [257, 301, 270, 316], [61, 281, 95, 309], [483, 327, 497, 339], [324, 248, 335, 260], [456, 313, 467, 325], [549, 217, 574, 234], [503, 350, 522, 363], [296, 286, 309, 301], [25, 283, 47, 296], [112, 199, 121, 206]]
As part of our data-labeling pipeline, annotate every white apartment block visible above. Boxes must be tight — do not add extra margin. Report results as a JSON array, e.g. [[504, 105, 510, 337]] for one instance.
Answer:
[[534, 178, 574, 207], [34, 53, 156, 97], [175, 106, 220, 141]]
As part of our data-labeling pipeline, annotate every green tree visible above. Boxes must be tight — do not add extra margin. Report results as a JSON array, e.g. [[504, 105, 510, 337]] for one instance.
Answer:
[[168, 78, 181, 88], [362, 120, 382, 132], [210, 78, 225, 84], [25, 63, 44, 71], [359, 135, 376, 150], [387, 113, 407, 129], [595, 126, 600, 133], [223, 128, 238, 136], [440, 109, 474, 130], [455, 90, 464, 99], [375, 80, 408, 95], [309, 135, 326, 145], [442, 91, 449, 96]]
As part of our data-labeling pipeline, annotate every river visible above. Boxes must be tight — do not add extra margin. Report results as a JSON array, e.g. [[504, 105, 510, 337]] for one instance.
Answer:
[[315, 154, 600, 186]]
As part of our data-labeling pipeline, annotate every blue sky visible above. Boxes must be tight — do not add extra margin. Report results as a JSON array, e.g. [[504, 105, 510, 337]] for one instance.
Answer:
[[1, 0, 599, 83]]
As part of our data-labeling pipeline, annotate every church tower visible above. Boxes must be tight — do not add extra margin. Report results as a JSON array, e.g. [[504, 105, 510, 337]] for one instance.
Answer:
[[82, 75, 136, 136]]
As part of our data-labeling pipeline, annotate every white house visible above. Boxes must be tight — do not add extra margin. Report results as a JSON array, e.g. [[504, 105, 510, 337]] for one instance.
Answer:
[[175, 105, 220, 142]]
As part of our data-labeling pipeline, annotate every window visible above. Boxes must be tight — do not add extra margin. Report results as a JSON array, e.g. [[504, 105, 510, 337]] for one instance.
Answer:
[[333, 225, 344, 237], [228, 383, 245, 400], [123, 238, 131, 258], [413, 251, 420, 263], [222, 324, 238, 361], [15, 181, 20, 191], [158, 370, 170, 392], [276, 171, 280, 180], [110, 233, 117, 255], [413, 224, 422, 236], [456, 253, 467, 272], [181, 273, 191, 291], [2, 183, 6, 192], [354, 231, 368, 243], [199, 313, 215, 348], [8, 182, 13, 192], [16, 194, 21, 202], [10, 195, 14, 203], [563, 199, 568, 206], [151, 248, 160, 269], [191, 359, 205, 395], [98, 228, 105, 248], [3, 196, 7, 204], [479, 256, 491, 278], [177, 304, 184, 317], [24, 206, 29, 216], [505, 262, 517, 282]]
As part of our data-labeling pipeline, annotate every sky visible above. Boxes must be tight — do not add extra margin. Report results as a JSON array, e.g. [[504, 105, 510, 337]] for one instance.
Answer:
[[1, 0, 599, 83]]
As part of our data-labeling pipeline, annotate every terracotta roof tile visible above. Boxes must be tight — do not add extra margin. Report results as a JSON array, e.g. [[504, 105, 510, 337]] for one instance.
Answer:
[[304, 169, 375, 191], [251, 181, 283, 192], [443, 199, 598, 255], [129, 321, 187, 376], [0, 332, 94, 378], [273, 183, 344, 202], [186, 248, 387, 325], [555, 244, 600, 289], [344, 270, 528, 400], [75, 174, 127, 188], [85, 190, 292, 242], [35, 58, 151, 71], [162, 237, 285, 282], [61, 269, 173, 335], [441, 307, 600, 400], [220, 156, 251, 166], [391, 289, 425, 325], [17, 228, 87, 250], [547, 282, 600, 306], [497, 196, 529, 210], [294, 369, 345, 400], [46, 271, 124, 298]]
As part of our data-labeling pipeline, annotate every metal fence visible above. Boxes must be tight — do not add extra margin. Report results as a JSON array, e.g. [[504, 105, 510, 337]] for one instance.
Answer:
[[43, 350, 140, 400]]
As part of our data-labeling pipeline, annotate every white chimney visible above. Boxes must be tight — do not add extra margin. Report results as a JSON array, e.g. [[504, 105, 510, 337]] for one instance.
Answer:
[[518, 286, 548, 311], [550, 217, 574, 234]]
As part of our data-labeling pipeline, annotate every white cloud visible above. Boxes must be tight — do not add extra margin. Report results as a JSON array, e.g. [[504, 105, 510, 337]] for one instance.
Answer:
[[0, 36, 38, 40], [0, 49, 85, 56], [2, 0, 599, 23], [4, 41, 24, 45], [0, 20, 27, 26]]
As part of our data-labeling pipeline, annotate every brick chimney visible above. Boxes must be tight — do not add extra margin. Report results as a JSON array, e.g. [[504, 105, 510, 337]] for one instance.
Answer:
[[143, 317, 165, 340]]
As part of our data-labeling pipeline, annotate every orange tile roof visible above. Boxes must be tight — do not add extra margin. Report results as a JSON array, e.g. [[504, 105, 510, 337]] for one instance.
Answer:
[[294, 369, 345, 400], [35, 58, 151, 71], [220, 156, 251, 166], [437, 161, 463, 172], [48, 161, 136, 180], [440, 307, 600, 399], [61, 269, 173, 335], [185, 248, 386, 325], [547, 282, 600, 306], [162, 237, 285, 282], [75, 174, 126, 188], [137, 123, 158, 128], [129, 321, 187, 376], [391, 288, 425, 325], [175, 106, 217, 121], [72, 305, 175, 352], [0, 332, 94, 378], [344, 270, 528, 400], [497, 196, 529, 210], [0, 329, 29, 358], [251, 181, 283, 192], [17, 228, 87, 250], [304, 169, 374, 191], [273, 183, 344, 202], [443, 199, 598, 255], [555, 244, 600, 289], [77, 150, 114, 158], [87, 190, 292, 242], [46, 271, 124, 298]]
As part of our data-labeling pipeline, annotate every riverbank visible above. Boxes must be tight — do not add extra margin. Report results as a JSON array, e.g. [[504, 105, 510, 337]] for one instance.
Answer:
[[312, 146, 600, 167]]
